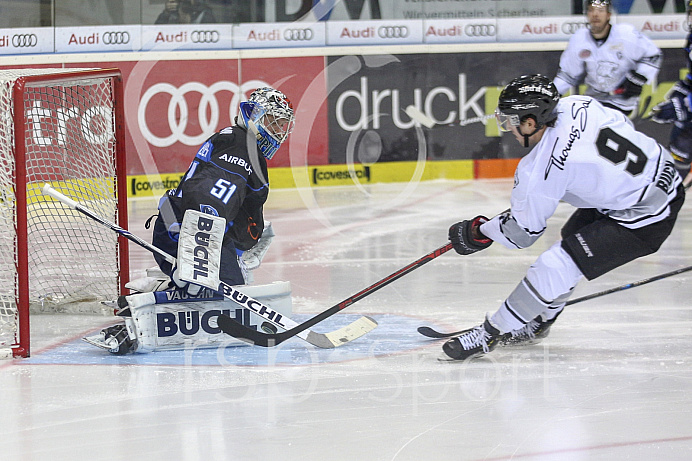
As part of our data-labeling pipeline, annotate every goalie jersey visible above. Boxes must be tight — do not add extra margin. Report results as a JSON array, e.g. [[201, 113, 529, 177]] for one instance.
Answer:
[[159, 125, 268, 252], [553, 23, 661, 113], [481, 96, 682, 250]]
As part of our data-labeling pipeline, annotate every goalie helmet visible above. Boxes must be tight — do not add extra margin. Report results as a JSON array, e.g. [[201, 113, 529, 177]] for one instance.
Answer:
[[496, 74, 559, 132], [239, 87, 295, 160]]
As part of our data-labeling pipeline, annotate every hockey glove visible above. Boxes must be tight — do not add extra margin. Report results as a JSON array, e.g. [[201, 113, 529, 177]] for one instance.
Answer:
[[651, 98, 687, 124], [448, 216, 493, 255], [613, 71, 646, 98], [171, 265, 203, 296]]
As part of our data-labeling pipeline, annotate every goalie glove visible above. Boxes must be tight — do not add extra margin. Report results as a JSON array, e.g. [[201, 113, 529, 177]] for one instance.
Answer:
[[613, 71, 647, 98], [241, 221, 275, 270], [448, 216, 493, 255]]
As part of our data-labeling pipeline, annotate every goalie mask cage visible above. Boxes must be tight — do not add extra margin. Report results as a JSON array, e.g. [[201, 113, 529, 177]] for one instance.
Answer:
[[0, 68, 129, 358]]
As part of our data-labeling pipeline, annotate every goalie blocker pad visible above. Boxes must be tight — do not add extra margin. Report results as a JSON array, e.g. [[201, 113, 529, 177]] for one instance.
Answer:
[[125, 282, 292, 352], [178, 210, 225, 290]]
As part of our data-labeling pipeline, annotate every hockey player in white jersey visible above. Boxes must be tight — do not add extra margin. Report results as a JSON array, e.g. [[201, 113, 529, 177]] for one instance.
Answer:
[[443, 74, 685, 360], [553, 0, 661, 116]]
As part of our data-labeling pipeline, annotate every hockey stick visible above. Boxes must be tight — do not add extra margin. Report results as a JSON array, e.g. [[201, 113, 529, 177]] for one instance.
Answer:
[[417, 263, 692, 339], [41, 183, 377, 348], [631, 95, 653, 123], [405, 105, 494, 128], [216, 243, 454, 347]]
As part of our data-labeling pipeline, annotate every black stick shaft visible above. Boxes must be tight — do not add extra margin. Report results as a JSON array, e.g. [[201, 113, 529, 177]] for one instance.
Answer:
[[418, 263, 692, 339], [566, 264, 692, 306]]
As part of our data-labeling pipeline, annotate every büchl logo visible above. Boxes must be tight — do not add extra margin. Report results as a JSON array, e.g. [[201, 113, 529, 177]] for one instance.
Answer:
[[138, 80, 269, 147]]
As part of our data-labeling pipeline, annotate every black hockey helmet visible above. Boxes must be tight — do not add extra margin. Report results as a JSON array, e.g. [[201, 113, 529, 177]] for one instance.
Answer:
[[585, 0, 611, 11], [496, 74, 559, 130]]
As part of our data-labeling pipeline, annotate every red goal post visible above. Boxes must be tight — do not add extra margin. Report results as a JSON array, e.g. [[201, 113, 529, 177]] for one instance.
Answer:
[[0, 68, 129, 358]]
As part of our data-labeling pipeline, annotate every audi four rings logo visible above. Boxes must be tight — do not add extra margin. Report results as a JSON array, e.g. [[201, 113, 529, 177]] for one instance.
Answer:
[[191, 30, 220, 43], [284, 28, 314, 41], [103, 31, 130, 45], [12, 34, 38, 47], [139, 81, 270, 147], [464, 24, 496, 37], [378, 26, 408, 39], [562, 22, 586, 34]]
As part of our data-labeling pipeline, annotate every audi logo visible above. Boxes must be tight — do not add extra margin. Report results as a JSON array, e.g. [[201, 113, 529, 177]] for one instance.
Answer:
[[562, 21, 586, 34], [102, 31, 130, 45], [12, 34, 37, 48], [378, 26, 408, 39], [138, 81, 270, 147], [283, 28, 314, 41], [191, 30, 220, 43], [464, 24, 496, 37]]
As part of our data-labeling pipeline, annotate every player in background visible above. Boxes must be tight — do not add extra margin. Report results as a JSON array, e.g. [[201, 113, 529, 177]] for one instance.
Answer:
[[649, 0, 692, 189], [442, 74, 684, 360], [553, 0, 662, 116], [87, 87, 295, 354]]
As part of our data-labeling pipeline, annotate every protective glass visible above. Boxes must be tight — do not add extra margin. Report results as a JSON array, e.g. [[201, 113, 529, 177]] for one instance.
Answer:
[[495, 108, 520, 132]]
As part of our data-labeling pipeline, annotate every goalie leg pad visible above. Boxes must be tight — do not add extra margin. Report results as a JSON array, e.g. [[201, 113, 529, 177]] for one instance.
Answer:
[[127, 281, 292, 352]]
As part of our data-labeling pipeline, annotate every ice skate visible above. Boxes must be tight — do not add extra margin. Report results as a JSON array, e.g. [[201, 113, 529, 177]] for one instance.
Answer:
[[501, 310, 562, 346], [83, 324, 135, 355], [442, 316, 506, 360], [501, 315, 555, 346]]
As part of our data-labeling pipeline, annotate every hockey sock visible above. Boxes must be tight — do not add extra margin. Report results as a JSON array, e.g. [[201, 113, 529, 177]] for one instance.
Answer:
[[490, 303, 525, 334]]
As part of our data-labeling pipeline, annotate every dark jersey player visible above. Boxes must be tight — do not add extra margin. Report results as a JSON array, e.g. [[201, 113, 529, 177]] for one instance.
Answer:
[[650, 0, 692, 189], [151, 86, 295, 293]]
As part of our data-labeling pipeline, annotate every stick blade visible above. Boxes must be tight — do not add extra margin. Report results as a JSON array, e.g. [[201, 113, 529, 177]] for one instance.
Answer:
[[405, 105, 435, 129], [217, 314, 275, 347], [417, 325, 466, 339], [318, 316, 378, 348]]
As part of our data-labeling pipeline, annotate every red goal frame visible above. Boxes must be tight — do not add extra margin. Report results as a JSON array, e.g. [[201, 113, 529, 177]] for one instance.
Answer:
[[11, 68, 129, 358]]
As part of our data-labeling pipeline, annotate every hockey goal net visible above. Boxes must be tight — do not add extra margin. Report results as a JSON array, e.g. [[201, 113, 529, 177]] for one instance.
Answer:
[[0, 68, 129, 358]]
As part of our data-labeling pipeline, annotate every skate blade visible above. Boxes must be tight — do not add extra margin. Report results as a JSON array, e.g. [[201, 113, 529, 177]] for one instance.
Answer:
[[82, 335, 118, 353]]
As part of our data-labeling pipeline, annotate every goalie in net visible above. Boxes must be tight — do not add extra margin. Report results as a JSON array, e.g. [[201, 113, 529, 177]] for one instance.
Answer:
[[85, 87, 297, 354]]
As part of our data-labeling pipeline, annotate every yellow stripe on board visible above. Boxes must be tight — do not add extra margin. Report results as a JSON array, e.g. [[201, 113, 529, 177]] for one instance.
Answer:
[[126, 160, 475, 198], [27, 177, 116, 205], [269, 160, 474, 189]]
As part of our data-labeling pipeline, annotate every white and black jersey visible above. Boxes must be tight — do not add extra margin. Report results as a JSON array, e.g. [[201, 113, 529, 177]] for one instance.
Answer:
[[554, 23, 662, 113], [481, 96, 682, 250]]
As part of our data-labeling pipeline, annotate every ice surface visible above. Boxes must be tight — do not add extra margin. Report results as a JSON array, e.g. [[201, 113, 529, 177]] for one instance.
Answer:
[[1, 179, 691, 461]]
